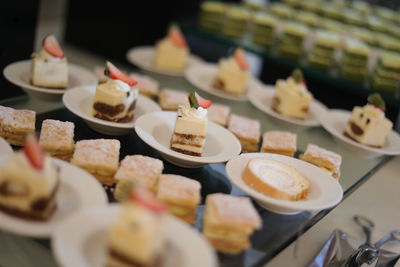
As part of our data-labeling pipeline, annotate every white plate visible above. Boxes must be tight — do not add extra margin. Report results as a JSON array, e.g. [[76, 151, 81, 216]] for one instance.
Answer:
[[248, 84, 327, 127], [0, 137, 13, 162], [0, 158, 107, 238], [126, 46, 203, 77], [63, 85, 161, 136], [52, 204, 217, 267], [3, 60, 97, 101], [320, 109, 400, 158], [135, 111, 242, 168], [185, 63, 264, 102], [226, 153, 343, 215]]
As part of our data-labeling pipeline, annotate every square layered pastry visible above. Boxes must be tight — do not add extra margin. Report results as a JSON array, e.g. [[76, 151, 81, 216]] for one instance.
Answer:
[[71, 139, 120, 186], [228, 114, 260, 152], [114, 155, 164, 201], [203, 193, 261, 254], [157, 174, 201, 225], [39, 119, 75, 161], [207, 103, 231, 126], [261, 131, 297, 157], [301, 144, 342, 179], [158, 89, 187, 111], [0, 105, 36, 146]]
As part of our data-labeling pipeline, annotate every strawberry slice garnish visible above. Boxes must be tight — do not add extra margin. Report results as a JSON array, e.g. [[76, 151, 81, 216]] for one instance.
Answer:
[[43, 34, 64, 58], [168, 26, 187, 48], [195, 93, 212, 109], [234, 48, 249, 70], [131, 187, 166, 214], [105, 62, 137, 86], [24, 134, 44, 171]]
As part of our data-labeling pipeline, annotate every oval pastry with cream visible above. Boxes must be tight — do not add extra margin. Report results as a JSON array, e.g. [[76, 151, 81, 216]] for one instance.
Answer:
[[242, 158, 309, 201]]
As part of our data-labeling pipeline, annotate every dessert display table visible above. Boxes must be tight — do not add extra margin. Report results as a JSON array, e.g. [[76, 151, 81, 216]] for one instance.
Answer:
[[0, 45, 395, 267]]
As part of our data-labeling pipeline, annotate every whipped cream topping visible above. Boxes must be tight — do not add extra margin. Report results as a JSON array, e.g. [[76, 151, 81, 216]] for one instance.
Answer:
[[276, 77, 312, 99], [35, 49, 62, 62], [178, 100, 207, 120], [94, 78, 138, 110], [361, 104, 385, 120]]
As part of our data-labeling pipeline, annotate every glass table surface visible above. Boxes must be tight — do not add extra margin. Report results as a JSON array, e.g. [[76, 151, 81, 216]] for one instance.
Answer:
[[0, 46, 391, 267]]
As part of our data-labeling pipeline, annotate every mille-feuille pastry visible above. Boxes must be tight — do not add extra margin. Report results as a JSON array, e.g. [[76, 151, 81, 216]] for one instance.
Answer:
[[154, 25, 188, 71], [0, 135, 60, 221], [158, 89, 188, 111], [207, 103, 231, 126], [71, 139, 120, 186], [261, 131, 297, 157], [242, 158, 309, 201], [344, 94, 393, 148], [39, 119, 75, 161], [272, 69, 313, 120], [202, 193, 261, 254], [300, 144, 342, 179], [129, 72, 159, 99], [0, 105, 35, 146], [170, 92, 212, 156], [114, 155, 164, 202], [107, 188, 167, 267], [228, 114, 260, 152], [31, 34, 68, 88], [92, 62, 139, 123], [156, 174, 201, 225]]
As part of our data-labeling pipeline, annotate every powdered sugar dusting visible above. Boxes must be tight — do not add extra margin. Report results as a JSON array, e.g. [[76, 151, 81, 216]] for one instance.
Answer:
[[228, 114, 260, 140]]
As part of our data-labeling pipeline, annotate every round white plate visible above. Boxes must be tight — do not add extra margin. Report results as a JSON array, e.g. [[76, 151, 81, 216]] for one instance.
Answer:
[[52, 204, 217, 267], [185, 63, 264, 102], [126, 46, 203, 77], [226, 153, 343, 214], [63, 85, 161, 136], [135, 111, 242, 168], [0, 158, 107, 238], [248, 84, 327, 127], [320, 109, 400, 158], [3, 60, 97, 101], [0, 137, 13, 162]]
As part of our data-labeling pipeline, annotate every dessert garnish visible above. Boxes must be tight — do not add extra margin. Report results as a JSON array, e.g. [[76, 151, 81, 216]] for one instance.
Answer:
[[24, 134, 44, 171], [168, 25, 187, 48], [234, 48, 250, 70], [130, 187, 166, 214], [367, 93, 385, 112], [104, 61, 137, 86], [43, 34, 64, 58], [292, 68, 305, 85], [188, 92, 212, 109]]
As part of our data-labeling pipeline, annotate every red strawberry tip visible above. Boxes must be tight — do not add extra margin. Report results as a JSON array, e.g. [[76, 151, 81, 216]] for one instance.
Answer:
[[195, 92, 212, 109], [105, 61, 138, 86], [24, 134, 44, 171], [43, 34, 64, 58], [130, 187, 166, 214]]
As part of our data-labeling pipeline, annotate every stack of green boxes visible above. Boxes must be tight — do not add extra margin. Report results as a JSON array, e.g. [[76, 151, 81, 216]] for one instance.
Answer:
[[221, 6, 252, 38], [251, 12, 277, 48], [269, 3, 294, 20], [340, 39, 370, 81], [198, 1, 227, 32], [294, 11, 320, 28], [279, 22, 309, 59], [372, 51, 400, 93], [308, 30, 341, 69]]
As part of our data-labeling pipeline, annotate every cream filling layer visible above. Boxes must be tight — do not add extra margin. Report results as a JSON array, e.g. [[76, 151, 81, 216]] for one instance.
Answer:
[[171, 144, 203, 153]]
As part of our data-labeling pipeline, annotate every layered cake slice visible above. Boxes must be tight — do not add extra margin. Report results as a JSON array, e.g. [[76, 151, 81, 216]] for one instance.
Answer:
[[170, 92, 212, 156], [0, 135, 60, 221], [207, 103, 231, 126], [92, 62, 139, 123], [154, 25, 189, 71], [344, 94, 393, 147], [114, 155, 164, 202], [261, 131, 297, 157], [71, 139, 120, 186], [272, 69, 313, 120], [156, 174, 201, 225], [213, 48, 250, 95], [107, 188, 167, 267], [242, 158, 309, 201], [39, 119, 75, 161], [0, 105, 36, 146], [129, 73, 159, 99], [31, 34, 68, 88], [301, 144, 342, 179], [228, 114, 260, 153], [203, 193, 261, 254], [158, 89, 187, 111]]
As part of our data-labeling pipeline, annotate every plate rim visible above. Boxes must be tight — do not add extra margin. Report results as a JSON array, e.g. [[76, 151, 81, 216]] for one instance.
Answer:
[[134, 110, 242, 164], [320, 109, 400, 155], [62, 85, 161, 129], [225, 153, 344, 211], [3, 60, 97, 94]]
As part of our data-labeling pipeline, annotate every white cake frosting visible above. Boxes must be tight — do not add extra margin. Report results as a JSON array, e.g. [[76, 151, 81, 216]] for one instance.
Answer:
[[345, 104, 393, 147], [216, 58, 249, 94], [174, 101, 208, 136], [0, 153, 58, 211], [35, 49, 62, 62]]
